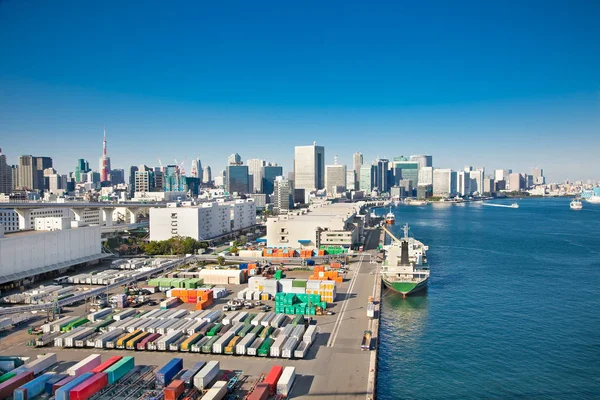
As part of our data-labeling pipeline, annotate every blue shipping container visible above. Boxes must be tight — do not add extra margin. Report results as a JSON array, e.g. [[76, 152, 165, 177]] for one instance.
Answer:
[[179, 361, 206, 388], [239, 263, 248, 270], [45, 374, 67, 395], [13, 373, 55, 400], [155, 358, 183, 388], [306, 259, 315, 266], [55, 372, 93, 400]]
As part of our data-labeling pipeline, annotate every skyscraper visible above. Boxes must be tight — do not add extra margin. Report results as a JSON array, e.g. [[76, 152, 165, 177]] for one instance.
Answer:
[[531, 167, 545, 185], [294, 142, 325, 191], [228, 153, 242, 165], [203, 166, 212, 183], [273, 176, 294, 213], [409, 155, 433, 170], [129, 165, 138, 196], [135, 165, 155, 193], [110, 169, 125, 185], [353, 152, 363, 188], [75, 159, 90, 183], [374, 159, 390, 192], [360, 164, 376, 192], [0, 148, 12, 195], [262, 164, 283, 195], [190, 157, 203, 180], [433, 169, 457, 197], [99, 126, 111, 183], [247, 159, 266, 193], [325, 156, 347, 195], [226, 165, 249, 194], [17, 155, 52, 191], [391, 157, 419, 189]]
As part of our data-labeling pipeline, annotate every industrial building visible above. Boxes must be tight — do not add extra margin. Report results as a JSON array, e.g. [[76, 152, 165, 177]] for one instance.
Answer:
[[266, 201, 365, 249], [0, 207, 101, 232], [0, 217, 105, 285], [149, 199, 256, 241]]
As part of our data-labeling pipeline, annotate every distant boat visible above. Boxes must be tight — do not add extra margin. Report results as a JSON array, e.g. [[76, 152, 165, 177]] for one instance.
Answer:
[[403, 198, 428, 206], [483, 202, 519, 209], [570, 199, 583, 210], [587, 196, 600, 204], [385, 207, 395, 225]]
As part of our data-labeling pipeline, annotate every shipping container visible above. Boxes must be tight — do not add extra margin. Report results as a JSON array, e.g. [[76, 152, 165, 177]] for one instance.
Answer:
[[303, 324, 317, 344], [126, 331, 151, 350], [137, 333, 161, 350], [246, 338, 263, 356], [200, 380, 227, 400], [251, 313, 265, 326], [222, 311, 238, 325], [69, 372, 108, 400], [113, 309, 137, 320], [282, 337, 299, 358], [201, 336, 219, 353], [260, 313, 275, 327], [53, 375, 76, 395], [67, 354, 101, 376], [193, 361, 219, 391], [236, 333, 257, 355], [247, 383, 269, 400], [257, 337, 275, 357], [44, 373, 67, 395], [237, 324, 254, 338], [294, 341, 308, 359], [206, 323, 223, 337], [55, 372, 93, 400], [105, 356, 134, 385], [213, 331, 236, 354], [269, 335, 287, 357], [157, 331, 185, 351], [201, 310, 222, 323], [224, 336, 240, 355], [198, 322, 215, 336], [65, 328, 96, 348], [13, 372, 54, 400], [291, 325, 305, 340], [169, 335, 188, 352], [231, 311, 247, 324], [180, 332, 204, 351], [94, 330, 124, 348], [156, 358, 183, 389], [18, 353, 57, 375], [186, 320, 207, 335], [91, 356, 122, 373], [258, 326, 273, 339], [164, 379, 185, 400], [180, 362, 205, 389], [270, 314, 286, 328], [191, 336, 211, 353], [87, 308, 112, 322], [263, 366, 283, 395]]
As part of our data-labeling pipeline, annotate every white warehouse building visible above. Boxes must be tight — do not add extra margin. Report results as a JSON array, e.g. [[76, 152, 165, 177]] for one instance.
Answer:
[[0, 217, 106, 285], [266, 202, 364, 249], [149, 199, 256, 241]]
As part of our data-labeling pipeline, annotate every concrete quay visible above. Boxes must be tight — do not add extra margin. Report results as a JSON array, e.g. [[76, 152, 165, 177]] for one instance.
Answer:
[[0, 229, 384, 399]]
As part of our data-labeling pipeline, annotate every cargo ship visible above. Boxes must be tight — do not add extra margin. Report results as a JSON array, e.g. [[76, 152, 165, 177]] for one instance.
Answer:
[[380, 224, 430, 297], [385, 207, 395, 224]]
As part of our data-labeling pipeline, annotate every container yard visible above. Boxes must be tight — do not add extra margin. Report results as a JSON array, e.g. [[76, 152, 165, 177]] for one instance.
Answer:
[[0, 227, 383, 399]]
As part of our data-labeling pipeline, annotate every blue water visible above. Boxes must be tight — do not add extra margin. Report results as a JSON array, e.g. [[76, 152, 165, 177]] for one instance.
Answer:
[[376, 198, 600, 399]]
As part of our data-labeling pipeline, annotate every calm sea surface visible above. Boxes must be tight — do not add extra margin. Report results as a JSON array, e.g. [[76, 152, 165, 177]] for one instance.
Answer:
[[376, 198, 600, 399]]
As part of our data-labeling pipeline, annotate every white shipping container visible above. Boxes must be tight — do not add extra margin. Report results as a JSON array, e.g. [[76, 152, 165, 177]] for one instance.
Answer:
[[194, 360, 220, 390], [201, 380, 227, 400], [294, 341, 308, 358], [67, 354, 101, 376], [252, 291, 262, 301], [246, 338, 263, 356], [222, 311, 238, 325], [260, 313, 275, 327], [237, 289, 247, 300], [21, 353, 57, 375], [186, 320, 207, 335], [269, 335, 287, 357], [281, 337, 299, 358], [303, 325, 317, 344], [213, 331, 236, 354], [245, 290, 254, 301], [141, 309, 161, 319], [251, 313, 265, 326], [113, 309, 137, 321], [157, 331, 185, 351], [202, 310, 222, 323], [65, 327, 96, 347], [168, 309, 189, 319], [367, 302, 376, 318], [291, 325, 305, 340], [235, 333, 256, 355], [167, 319, 190, 333], [95, 329, 124, 348], [232, 311, 247, 324], [277, 366, 296, 396], [270, 314, 286, 328]]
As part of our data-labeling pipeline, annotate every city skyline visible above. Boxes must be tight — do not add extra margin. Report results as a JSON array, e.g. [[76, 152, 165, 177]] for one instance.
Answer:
[[1, 2, 600, 182]]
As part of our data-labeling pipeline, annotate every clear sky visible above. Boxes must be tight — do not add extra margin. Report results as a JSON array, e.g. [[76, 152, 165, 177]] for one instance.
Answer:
[[1, 0, 599, 182]]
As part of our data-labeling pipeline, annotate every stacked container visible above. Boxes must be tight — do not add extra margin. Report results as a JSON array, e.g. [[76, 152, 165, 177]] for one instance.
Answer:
[[193, 361, 219, 390], [180, 362, 205, 389], [263, 366, 283, 395]]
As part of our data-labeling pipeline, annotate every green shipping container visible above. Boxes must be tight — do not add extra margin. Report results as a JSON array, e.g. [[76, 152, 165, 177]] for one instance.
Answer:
[[0, 372, 16, 383], [238, 324, 254, 338], [106, 356, 135, 384], [202, 336, 220, 353], [257, 338, 274, 356], [244, 314, 256, 325], [250, 325, 263, 336], [206, 324, 223, 337]]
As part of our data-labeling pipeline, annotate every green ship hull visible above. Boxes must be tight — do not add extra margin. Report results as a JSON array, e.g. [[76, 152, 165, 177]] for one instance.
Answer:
[[382, 276, 428, 296]]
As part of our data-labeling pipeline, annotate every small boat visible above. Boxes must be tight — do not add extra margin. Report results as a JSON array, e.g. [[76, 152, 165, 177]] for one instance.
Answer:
[[483, 202, 519, 209], [404, 198, 428, 206], [385, 207, 395, 224], [570, 199, 583, 210], [587, 195, 600, 204], [509, 203, 519, 209]]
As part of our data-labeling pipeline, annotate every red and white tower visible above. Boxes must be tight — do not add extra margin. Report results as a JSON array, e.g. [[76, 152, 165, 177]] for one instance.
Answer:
[[99, 125, 111, 182]]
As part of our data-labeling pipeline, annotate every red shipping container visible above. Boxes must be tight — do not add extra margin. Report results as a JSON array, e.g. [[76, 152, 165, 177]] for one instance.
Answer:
[[164, 379, 185, 400], [247, 383, 269, 400], [70, 372, 108, 400], [0, 371, 34, 399], [263, 366, 283, 395], [91, 356, 122, 373]]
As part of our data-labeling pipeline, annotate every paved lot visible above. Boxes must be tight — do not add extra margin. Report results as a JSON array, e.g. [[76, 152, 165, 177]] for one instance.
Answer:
[[0, 230, 382, 399]]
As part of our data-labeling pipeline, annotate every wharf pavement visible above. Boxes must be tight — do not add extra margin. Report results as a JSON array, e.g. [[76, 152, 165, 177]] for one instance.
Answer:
[[0, 229, 384, 399]]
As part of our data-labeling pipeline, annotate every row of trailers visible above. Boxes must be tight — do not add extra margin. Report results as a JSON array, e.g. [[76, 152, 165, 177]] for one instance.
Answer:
[[48, 308, 318, 359]]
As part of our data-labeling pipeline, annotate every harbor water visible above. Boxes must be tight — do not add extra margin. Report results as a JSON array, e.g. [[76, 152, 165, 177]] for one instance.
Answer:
[[376, 198, 600, 399]]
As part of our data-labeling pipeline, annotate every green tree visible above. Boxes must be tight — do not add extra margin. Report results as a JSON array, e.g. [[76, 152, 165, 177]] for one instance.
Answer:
[[217, 256, 226, 266]]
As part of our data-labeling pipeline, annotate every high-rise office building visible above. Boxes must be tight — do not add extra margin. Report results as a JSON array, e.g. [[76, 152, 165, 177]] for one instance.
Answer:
[[531, 167, 545, 185], [346, 170, 356, 191], [418, 167, 433, 186], [75, 159, 90, 183], [153, 167, 164, 191], [433, 169, 457, 197], [410, 155, 433, 170], [262, 164, 283, 195], [359, 164, 376, 192], [509, 173, 525, 191], [391, 157, 419, 188], [353, 152, 363, 187], [17, 155, 52, 191], [469, 168, 485, 195], [99, 127, 111, 183], [494, 169, 512, 182], [273, 176, 294, 213], [325, 159, 347, 195], [456, 170, 471, 196], [135, 165, 155, 192], [374, 159, 390, 192], [228, 153, 242, 165], [226, 165, 249, 194], [0, 149, 12, 195], [247, 159, 266, 193], [294, 142, 325, 191], [129, 165, 138, 196], [203, 166, 212, 184], [110, 169, 125, 185], [190, 157, 203, 180]]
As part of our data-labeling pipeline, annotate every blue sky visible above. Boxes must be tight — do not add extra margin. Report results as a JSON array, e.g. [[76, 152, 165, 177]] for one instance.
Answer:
[[1, 0, 599, 182]]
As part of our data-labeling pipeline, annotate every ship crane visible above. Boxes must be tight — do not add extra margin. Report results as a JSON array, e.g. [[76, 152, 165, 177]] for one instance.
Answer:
[[381, 225, 402, 243]]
